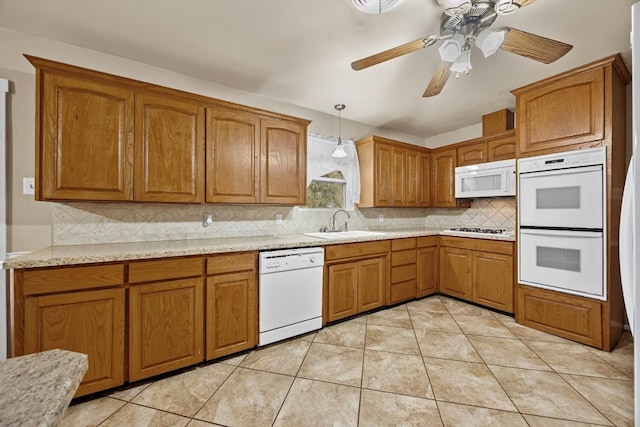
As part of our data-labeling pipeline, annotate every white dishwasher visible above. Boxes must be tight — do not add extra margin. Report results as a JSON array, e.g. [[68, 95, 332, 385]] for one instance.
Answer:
[[258, 247, 324, 346]]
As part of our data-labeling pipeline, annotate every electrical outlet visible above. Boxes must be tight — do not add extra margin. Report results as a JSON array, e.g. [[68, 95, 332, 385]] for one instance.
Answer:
[[203, 213, 213, 227], [276, 213, 283, 224], [23, 177, 35, 195], [378, 214, 384, 223]]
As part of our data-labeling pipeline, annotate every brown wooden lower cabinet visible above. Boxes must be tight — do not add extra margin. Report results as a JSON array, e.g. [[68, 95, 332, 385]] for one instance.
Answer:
[[18, 263, 126, 397], [206, 252, 258, 359], [325, 240, 389, 323], [128, 277, 204, 381], [439, 236, 514, 313], [417, 236, 438, 297], [128, 257, 205, 381], [516, 284, 603, 348]]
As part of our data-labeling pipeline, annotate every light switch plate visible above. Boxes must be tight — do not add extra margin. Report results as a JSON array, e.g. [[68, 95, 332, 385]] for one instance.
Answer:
[[276, 214, 283, 224], [378, 214, 384, 223], [23, 177, 35, 195]]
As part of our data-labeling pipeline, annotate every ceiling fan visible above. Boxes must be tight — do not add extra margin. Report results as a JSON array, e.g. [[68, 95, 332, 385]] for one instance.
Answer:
[[351, 0, 573, 97]]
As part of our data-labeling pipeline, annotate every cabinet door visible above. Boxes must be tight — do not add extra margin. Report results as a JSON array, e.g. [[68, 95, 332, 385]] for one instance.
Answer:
[[260, 118, 306, 204], [24, 288, 125, 397], [374, 143, 394, 206], [457, 142, 488, 166], [358, 257, 385, 312], [473, 251, 514, 313], [431, 148, 457, 208], [417, 246, 438, 297], [129, 278, 204, 381], [391, 147, 405, 206], [487, 132, 516, 161], [134, 93, 205, 202], [327, 263, 359, 322], [206, 271, 257, 360], [418, 151, 431, 207], [40, 73, 134, 201], [405, 149, 419, 207], [515, 67, 604, 155], [206, 107, 260, 203], [439, 246, 472, 300]]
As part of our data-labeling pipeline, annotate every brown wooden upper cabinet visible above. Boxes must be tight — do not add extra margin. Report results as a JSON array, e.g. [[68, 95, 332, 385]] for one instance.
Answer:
[[206, 106, 307, 205], [431, 147, 457, 207], [511, 55, 630, 156], [37, 69, 135, 201], [356, 136, 430, 208], [135, 93, 205, 203], [457, 141, 487, 166], [28, 55, 309, 205]]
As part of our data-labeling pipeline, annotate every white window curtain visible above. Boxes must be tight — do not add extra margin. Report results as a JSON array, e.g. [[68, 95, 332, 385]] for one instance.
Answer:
[[307, 133, 360, 209]]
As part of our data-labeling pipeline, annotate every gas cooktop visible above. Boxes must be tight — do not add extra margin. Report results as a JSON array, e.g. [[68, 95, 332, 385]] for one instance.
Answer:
[[443, 227, 509, 235]]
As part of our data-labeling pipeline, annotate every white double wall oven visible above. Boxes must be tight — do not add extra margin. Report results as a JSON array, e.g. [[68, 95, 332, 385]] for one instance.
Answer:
[[518, 147, 607, 300]]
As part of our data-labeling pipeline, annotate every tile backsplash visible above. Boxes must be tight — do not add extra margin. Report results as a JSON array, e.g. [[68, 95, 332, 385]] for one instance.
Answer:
[[52, 198, 516, 245]]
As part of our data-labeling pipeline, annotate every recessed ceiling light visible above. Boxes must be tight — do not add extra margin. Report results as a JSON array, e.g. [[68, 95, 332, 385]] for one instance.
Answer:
[[350, 0, 405, 14]]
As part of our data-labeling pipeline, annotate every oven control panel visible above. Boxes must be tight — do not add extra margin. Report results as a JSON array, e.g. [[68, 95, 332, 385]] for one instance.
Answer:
[[518, 146, 606, 173]]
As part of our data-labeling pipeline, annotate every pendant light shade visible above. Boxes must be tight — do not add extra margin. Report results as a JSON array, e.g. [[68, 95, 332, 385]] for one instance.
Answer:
[[332, 104, 348, 158]]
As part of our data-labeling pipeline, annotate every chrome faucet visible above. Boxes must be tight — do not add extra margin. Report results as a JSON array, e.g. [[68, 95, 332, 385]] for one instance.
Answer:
[[331, 209, 351, 232]]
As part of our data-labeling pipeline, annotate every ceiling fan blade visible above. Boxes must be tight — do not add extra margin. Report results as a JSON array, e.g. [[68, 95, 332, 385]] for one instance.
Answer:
[[513, 0, 536, 7], [423, 61, 452, 97], [351, 36, 439, 71], [500, 28, 572, 64]]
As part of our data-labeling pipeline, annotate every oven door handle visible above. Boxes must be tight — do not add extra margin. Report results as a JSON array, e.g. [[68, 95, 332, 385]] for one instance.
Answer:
[[519, 228, 603, 238], [518, 164, 602, 179]]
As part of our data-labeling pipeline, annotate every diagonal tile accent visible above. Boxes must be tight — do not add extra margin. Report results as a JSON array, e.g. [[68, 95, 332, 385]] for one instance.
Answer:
[[414, 329, 483, 363], [298, 342, 364, 386], [365, 324, 420, 355], [467, 335, 551, 371]]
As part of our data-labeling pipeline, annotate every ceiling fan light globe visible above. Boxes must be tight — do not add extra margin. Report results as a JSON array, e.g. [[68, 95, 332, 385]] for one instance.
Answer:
[[476, 29, 505, 57], [494, 0, 520, 15], [438, 35, 464, 62], [350, 0, 405, 14], [450, 56, 471, 73]]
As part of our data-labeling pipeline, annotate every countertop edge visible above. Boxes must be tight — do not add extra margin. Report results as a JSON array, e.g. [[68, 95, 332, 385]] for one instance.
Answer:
[[4, 229, 515, 269]]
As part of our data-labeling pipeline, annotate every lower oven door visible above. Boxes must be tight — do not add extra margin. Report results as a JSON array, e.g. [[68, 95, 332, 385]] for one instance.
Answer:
[[519, 228, 605, 300]]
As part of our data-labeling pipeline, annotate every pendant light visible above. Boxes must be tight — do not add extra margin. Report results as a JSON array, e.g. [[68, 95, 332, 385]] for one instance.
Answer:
[[332, 104, 347, 158]]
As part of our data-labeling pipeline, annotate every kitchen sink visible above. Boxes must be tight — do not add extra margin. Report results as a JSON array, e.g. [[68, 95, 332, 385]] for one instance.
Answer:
[[303, 230, 386, 240]]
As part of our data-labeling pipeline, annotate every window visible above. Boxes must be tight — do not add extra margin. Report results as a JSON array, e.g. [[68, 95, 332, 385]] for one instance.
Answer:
[[305, 134, 361, 210], [306, 171, 346, 209]]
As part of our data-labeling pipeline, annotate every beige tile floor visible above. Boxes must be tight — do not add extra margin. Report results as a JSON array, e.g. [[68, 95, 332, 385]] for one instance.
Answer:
[[60, 295, 634, 427]]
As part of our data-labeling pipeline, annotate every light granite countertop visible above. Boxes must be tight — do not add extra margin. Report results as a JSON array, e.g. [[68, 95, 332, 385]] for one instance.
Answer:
[[3, 228, 515, 269], [0, 349, 88, 427]]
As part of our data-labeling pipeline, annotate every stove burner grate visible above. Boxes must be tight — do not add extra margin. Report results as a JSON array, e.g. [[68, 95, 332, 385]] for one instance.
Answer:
[[448, 227, 507, 234]]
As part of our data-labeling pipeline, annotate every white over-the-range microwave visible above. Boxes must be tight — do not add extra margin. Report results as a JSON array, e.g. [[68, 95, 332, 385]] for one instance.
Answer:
[[455, 159, 516, 198]]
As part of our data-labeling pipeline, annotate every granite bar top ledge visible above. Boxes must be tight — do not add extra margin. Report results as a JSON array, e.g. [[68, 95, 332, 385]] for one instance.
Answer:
[[0, 349, 88, 427]]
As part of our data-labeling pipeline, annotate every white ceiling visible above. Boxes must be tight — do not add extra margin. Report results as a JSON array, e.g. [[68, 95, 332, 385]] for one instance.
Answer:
[[0, 0, 635, 139]]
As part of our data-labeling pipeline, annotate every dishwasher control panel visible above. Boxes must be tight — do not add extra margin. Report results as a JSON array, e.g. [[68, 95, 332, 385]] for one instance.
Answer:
[[259, 247, 324, 274]]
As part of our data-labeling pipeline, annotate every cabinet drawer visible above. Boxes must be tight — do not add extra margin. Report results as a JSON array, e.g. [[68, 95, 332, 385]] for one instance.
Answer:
[[129, 257, 203, 283], [391, 264, 417, 283], [22, 264, 124, 296], [417, 236, 438, 248], [391, 238, 416, 251], [439, 236, 513, 255], [390, 280, 417, 304], [207, 252, 257, 275], [325, 240, 390, 261], [391, 249, 416, 267]]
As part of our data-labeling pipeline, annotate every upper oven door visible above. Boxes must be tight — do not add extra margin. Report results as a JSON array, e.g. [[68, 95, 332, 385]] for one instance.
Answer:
[[518, 165, 604, 229]]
